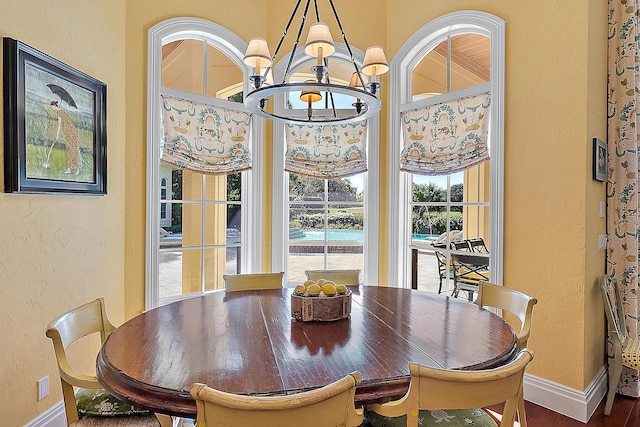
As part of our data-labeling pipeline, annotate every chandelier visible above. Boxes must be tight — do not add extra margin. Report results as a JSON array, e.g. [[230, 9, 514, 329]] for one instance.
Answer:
[[243, 0, 388, 125]]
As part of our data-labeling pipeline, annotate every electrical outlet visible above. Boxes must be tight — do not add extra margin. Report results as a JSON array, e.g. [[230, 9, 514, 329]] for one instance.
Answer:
[[598, 234, 608, 252], [37, 376, 49, 401]]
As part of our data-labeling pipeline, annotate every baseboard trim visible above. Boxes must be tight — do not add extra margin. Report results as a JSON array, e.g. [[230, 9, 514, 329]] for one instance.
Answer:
[[523, 365, 608, 423], [24, 401, 66, 427]]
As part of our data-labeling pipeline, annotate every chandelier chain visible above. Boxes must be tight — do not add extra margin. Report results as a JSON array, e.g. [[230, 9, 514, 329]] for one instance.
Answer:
[[328, 0, 367, 89], [282, 0, 313, 82], [267, 0, 304, 83]]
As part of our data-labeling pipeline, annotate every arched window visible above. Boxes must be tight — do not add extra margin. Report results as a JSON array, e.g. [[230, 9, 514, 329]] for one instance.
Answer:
[[388, 11, 505, 294], [146, 18, 262, 308], [271, 44, 380, 284]]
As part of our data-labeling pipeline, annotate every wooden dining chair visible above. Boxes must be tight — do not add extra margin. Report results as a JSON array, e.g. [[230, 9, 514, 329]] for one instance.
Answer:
[[475, 282, 537, 348], [190, 371, 364, 427], [474, 281, 538, 424], [46, 298, 165, 426], [366, 348, 534, 427], [601, 274, 640, 416], [223, 272, 284, 292], [304, 269, 361, 285]]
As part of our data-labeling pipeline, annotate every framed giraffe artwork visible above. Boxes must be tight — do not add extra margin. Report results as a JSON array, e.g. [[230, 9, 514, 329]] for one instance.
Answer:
[[3, 37, 107, 195]]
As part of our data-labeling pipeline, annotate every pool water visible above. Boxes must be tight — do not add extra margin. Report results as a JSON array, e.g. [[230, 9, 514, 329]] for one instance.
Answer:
[[289, 229, 438, 241]]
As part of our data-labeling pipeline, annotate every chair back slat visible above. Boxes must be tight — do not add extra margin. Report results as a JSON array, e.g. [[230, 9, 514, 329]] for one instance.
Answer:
[[223, 272, 284, 292], [601, 275, 627, 344], [475, 282, 537, 348], [305, 269, 361, 285]]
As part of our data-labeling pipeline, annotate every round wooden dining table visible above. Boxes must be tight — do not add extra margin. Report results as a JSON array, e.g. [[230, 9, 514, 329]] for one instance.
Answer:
[[96, 286, 517, 418]]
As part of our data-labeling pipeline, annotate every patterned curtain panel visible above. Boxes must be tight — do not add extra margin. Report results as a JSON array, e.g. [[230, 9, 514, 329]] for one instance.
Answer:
[[284, 121, 368, 178], [400, 92, 491, 175], [607, 0, 640, 398], [160, 95, 252, 175]]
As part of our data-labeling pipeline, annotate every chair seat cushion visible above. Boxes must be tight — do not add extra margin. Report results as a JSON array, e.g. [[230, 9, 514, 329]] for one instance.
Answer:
[[76, 388, 151, 417], [623, 337, 640, 369], [71, 414, 160, 426], [366, 407, 498, 427]]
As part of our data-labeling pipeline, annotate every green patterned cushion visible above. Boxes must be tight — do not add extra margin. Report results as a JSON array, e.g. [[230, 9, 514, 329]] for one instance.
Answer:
[[76, 388, 150, 416], [366, 407, 498, 427]]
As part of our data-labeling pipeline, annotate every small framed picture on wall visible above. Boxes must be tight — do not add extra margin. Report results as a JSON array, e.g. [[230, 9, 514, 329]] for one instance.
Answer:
[[593, 137, 607, 182]]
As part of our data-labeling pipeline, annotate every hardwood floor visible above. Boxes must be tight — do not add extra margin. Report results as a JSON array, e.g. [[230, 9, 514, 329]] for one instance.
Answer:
[[488, 394, 640, 426]]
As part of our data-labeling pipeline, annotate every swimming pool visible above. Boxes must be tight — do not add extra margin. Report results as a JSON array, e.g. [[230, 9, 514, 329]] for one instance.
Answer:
[[289, 228, 438, 241]]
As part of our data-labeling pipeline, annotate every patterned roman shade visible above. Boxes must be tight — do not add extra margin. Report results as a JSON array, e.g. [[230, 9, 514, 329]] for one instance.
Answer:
[[400, 92, 491, 175], [284, 121, 368, 178], [160, 95, 252, 175]]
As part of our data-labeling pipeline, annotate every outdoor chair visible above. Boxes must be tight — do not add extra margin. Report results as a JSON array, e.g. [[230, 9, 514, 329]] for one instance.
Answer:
[[467, 237, 489, 253], [223, 272, 284, 292], [366, 348, 534, 427], [190, 372, 363, 427], [305, 269, 361, 285], [601, 274, 640, 415], [433, 250, 453, 294], [46, 298, 165, 426], [451, 253, 489, 301]]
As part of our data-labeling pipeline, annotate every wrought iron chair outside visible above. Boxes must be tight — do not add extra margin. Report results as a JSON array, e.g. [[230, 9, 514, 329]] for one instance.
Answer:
[[190, 372, 364, 427], [451, 253, 489, 301], [601, 275, 640, 415], [467, 237, 489, 253]]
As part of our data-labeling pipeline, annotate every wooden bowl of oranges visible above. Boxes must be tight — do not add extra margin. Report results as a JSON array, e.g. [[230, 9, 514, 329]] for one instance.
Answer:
[[291, 279, 352, 322]]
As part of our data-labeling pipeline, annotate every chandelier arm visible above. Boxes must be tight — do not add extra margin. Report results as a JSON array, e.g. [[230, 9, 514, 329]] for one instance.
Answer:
[[283, 0, 313, 81], [269, 0, 305, 84], [313, 0, 320, 21], [327, 0, 368, 90]]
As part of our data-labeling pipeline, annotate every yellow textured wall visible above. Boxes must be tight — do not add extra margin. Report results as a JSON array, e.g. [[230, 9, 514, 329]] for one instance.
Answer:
[[1, 0, 608, 424], [0, 1, 127, 425]]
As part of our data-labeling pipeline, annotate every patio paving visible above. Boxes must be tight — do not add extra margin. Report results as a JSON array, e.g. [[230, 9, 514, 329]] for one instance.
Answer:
[[158, 248, 457, 298]]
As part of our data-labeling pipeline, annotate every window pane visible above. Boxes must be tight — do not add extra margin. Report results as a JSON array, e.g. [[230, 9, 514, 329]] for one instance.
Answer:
[[204, 248, 228, 291], [206, 45, 243, 100], [227, 173, 241, 201], [328, 177, 360, 201], [181, 203, 202, 247], [179, 170, 203, 202], [461, 162, 490, 203], [182, 249, 203, 294], [162, 39, 204, 94], [204, 204, 227, 246], [412, 40, 447, 98], [450, 34, 490, 91], [158, 249, 184, 299], [462, 205, 490, 246], [290, 175, 325, 202]]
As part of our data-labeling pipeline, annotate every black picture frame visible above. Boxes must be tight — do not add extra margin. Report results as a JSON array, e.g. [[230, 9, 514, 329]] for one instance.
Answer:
[[593, 137, 607, 182], [3, 37, 107, 195]]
